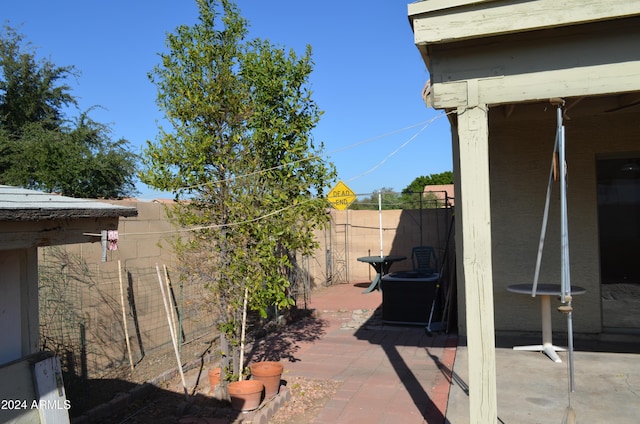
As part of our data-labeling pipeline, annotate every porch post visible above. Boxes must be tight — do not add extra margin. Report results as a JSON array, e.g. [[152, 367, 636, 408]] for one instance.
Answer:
[[457, 105, 498, 423]]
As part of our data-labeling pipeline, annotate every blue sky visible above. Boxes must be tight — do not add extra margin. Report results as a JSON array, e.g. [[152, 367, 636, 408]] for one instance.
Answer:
[[3, 0, 452, 200]]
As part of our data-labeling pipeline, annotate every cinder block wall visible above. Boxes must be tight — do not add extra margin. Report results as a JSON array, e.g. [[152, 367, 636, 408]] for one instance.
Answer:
[[46, 200, 452, 288], [40, 200, 453, 375], [97, 202, 450, 282], [104, 199, 178, 269], [315, 208, 454, 284]]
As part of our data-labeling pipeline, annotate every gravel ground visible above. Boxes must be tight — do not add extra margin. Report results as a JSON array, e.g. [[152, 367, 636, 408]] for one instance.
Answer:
[[269, 376, 342, 424]]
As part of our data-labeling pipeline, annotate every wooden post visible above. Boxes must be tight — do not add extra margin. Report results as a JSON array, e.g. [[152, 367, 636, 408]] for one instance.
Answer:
[[163, 265, 179, 343], [156, 264, 188, 399], [457, 105, 498, 423], [118, 260, 134, 372]]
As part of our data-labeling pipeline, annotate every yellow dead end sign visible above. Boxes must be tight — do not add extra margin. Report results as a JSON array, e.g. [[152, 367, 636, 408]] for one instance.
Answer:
[[327, 180, 357, 210]]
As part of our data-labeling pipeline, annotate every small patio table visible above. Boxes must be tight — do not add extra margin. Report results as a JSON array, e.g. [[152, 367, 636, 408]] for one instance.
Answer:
[[357, 255, 406, 293], [507, 283, 586, 363]]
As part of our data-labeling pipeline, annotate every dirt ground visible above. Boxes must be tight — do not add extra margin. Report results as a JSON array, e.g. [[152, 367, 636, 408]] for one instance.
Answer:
[[66, 309, 339, 423], [79, 373, 340, 424], [65, 335, 217, 419]]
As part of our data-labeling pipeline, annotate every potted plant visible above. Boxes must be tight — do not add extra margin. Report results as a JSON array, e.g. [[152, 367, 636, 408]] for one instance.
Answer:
[[227, 379, 264, 412], [249, 361, 284, 399], [208, 367, 221, 393]]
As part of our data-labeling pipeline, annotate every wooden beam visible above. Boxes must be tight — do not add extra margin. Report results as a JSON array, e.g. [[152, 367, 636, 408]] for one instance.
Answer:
[[0, 218, 120, 249], [408, 0, 498, 16], [427, 61, 640, 109], [456, 105, 497, 423], [410, 0, 640, 44]]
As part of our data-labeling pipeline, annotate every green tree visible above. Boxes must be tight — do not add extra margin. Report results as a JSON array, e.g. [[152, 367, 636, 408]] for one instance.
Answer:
[[0, 25, 138, 198], [401, 171, 453, 209], [0, 26, 75, 134], [350, 187, 402, 210], [140, 0, 335, 384]]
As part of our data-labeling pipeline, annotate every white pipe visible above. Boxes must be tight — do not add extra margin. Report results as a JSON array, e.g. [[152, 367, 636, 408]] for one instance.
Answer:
[[558, 106, 575, 392], [239, 286, 249, 381], [532, 134, 559, 297], [559, 108, 570, 302], [378, 191, 383, 257], [163, 265, 178, 343]]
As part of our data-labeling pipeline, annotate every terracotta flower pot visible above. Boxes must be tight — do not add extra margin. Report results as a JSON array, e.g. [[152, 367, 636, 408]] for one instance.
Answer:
[[249, 361, 284, 399], [227, 380, 264, 412], [208, 367, 221, 391]]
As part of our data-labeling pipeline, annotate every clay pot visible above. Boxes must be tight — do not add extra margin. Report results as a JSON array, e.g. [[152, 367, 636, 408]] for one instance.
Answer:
[[208, 367, 221, 391], [249, 361, 284, 399], [227, 380, 264, 412]]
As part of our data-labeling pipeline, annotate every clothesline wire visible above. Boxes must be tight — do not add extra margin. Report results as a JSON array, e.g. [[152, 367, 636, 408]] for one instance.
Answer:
[[122, 112, 451, 236], [119, 199, 315, 236], [346, 118, 434, 183], [169, 114, 448, 192], [346, 110, 454, 183]]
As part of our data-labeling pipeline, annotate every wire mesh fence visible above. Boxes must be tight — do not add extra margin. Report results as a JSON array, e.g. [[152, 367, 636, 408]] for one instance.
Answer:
[[38, 247, 218, 379], [349, 188, 454, 210]]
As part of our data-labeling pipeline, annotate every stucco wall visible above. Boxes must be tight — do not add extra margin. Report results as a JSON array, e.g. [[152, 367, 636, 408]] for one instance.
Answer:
[[488, 107, 640, 335]]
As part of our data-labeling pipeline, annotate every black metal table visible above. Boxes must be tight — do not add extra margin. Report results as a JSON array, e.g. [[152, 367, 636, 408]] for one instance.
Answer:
[[357, 255, 407, 293]]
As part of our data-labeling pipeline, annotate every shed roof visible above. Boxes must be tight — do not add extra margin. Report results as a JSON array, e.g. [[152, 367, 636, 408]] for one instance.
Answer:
[[0, 185, 138, 221]]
